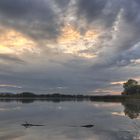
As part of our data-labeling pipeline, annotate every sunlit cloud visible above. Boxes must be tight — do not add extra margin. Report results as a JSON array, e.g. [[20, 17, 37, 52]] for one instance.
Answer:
[[0, 84, 22, 89], [111, 78, 140, 86], [93, 89, 120, 95], [57, 24, 100, 58], [111, 81, 125, 86], [58, 24, 81, 44], [0, 45, 13, 54], [0, 26, 38, 55]]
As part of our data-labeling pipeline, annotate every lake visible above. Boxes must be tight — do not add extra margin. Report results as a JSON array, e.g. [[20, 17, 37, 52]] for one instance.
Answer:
[[0, 99, 140, 140]]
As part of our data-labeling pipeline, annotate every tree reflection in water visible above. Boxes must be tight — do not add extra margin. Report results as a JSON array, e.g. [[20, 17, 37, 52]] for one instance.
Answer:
[[122, 100, 140, 119], [0, 98, 140, 119]]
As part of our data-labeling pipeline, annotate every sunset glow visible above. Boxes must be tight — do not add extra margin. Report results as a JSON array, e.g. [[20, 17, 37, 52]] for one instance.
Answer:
[[0, 28, 36, 54], [57, 24, 99, 58]]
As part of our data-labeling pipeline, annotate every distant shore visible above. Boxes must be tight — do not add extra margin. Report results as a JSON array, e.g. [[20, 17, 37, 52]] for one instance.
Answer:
[[0, 92, 140, 103]]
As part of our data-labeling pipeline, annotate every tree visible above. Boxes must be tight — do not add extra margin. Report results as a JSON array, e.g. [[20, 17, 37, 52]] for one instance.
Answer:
[[122, 79, 139, 95], [123, 79, 138, 90]]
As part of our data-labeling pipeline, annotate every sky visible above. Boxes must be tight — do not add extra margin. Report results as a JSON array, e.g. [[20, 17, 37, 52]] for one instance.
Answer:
[[0, 0, 140, 94]]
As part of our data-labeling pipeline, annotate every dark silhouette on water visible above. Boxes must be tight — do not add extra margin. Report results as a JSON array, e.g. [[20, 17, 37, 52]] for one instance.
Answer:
[[21, 121, 94, 129], [69, 124, 94, 128], [81, 124, 94, 128], [22, 121, 45, 128]]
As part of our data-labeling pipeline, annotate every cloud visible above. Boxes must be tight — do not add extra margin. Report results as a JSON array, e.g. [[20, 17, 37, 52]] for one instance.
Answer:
[[54, 0, 70, 9], [89, 1, 140, 68], [0, 0, 61, 41], [0, 84, 22, 89], [77, 0, 121, 29], [0, 54, 25, 64], [0, 0, 140, 94]]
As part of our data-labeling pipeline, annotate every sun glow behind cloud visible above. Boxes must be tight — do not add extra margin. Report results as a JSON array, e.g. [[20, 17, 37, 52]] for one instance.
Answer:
[[0, 25, 99, 59], [57, 24, 100, 58], [58, 24, 81, 44], [0, 27, 37, 55]]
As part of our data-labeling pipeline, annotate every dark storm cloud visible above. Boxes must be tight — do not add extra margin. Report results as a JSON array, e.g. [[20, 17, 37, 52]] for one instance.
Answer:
[[54, 0, 70, 9], [77, 0, 122, 28], [0, 0, 34, 17], [0, 0, 61, 41], [77, 0, 106, 21], [117, 43, 140, 66], [76, 0, 140, 29], [80, 0, 140, 70], [123, 0, 140, 23]]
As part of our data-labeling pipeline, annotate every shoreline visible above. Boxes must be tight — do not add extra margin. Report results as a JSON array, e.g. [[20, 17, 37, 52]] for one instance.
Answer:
[[0, 94, 140, 103]]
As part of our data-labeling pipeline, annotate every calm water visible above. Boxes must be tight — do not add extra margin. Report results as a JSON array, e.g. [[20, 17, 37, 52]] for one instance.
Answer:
[[0, 100, 140, 140]]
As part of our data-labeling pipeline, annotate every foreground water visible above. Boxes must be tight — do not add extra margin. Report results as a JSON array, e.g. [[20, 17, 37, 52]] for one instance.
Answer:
[[0, 100, 140, 140]]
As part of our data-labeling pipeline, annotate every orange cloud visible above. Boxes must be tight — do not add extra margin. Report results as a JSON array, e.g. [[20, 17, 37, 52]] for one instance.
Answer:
[[58, 24, 99, 44], [0, 27, 36, 54], [94, 89, 121, 95], [58, 24, 81, 44], [0, 25, 99, 59], [111, 81, 125, 85], [112, 112, 125, 116], [111, 78, 140, 86], [57, 24, 100, 58], [84, 30, 99, 41]]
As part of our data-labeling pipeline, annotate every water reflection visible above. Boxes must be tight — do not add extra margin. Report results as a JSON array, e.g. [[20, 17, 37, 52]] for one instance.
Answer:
[[22, 121, 45, 128], [0, 99, 140, 140], [0, 98, 88, 104], [122, 100, 140, 119], [0, 98, 140, 119]]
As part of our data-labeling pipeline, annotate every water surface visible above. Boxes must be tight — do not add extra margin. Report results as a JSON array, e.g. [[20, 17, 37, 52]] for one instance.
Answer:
[[0, 100, 140, 140]]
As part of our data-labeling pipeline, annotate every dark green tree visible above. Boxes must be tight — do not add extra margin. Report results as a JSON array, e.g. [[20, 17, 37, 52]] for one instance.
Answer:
[[122, 79, 140, 95]]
